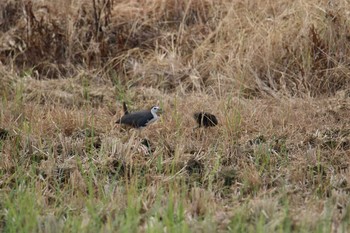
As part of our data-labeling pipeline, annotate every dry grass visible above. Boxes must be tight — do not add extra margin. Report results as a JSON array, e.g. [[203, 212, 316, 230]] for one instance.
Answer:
[[1, 0, 350, 232]]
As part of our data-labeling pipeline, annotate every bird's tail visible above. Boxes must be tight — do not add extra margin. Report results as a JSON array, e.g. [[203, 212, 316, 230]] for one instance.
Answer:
[[116, 101, 128, 124], [123, 102, 129, 115]]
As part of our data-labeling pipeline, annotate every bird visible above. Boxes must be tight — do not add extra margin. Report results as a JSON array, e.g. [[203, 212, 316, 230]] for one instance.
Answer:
[[193, 112, 218, 128], [116, 105, 162, 128]]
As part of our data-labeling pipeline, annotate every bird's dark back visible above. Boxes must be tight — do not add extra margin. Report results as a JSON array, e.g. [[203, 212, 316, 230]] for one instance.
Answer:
[[118, 110, 153, 128]]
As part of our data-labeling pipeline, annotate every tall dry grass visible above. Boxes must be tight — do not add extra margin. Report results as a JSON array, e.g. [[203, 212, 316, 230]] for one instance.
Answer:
[[1, 0, 350, 232], [1, 0, 349, 96]]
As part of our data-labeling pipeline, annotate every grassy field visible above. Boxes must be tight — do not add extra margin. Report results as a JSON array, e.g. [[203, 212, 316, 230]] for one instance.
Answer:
[[1, 0, 350, 232]]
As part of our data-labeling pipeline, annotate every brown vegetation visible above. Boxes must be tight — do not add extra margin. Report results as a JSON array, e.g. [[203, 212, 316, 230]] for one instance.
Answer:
[[0, 0, 350, 232]]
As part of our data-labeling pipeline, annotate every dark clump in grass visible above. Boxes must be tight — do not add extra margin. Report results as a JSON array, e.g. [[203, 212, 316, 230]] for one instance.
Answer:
[[0, 128, 9, 140], [218, 167, 237, 186], [193, 112, 218, 128], [141, 138, 151, 149], [248, 135, 267, 146], [186, 158, 204, 175], [140, 138, 153, 154]]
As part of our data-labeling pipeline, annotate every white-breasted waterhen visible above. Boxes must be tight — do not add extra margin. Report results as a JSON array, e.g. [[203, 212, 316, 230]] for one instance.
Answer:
[[193, 112, 218, 128], [116, 105, 162, 128]]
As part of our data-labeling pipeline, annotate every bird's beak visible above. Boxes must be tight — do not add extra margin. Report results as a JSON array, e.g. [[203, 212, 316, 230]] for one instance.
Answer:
[[158, 108, 164, 114]]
